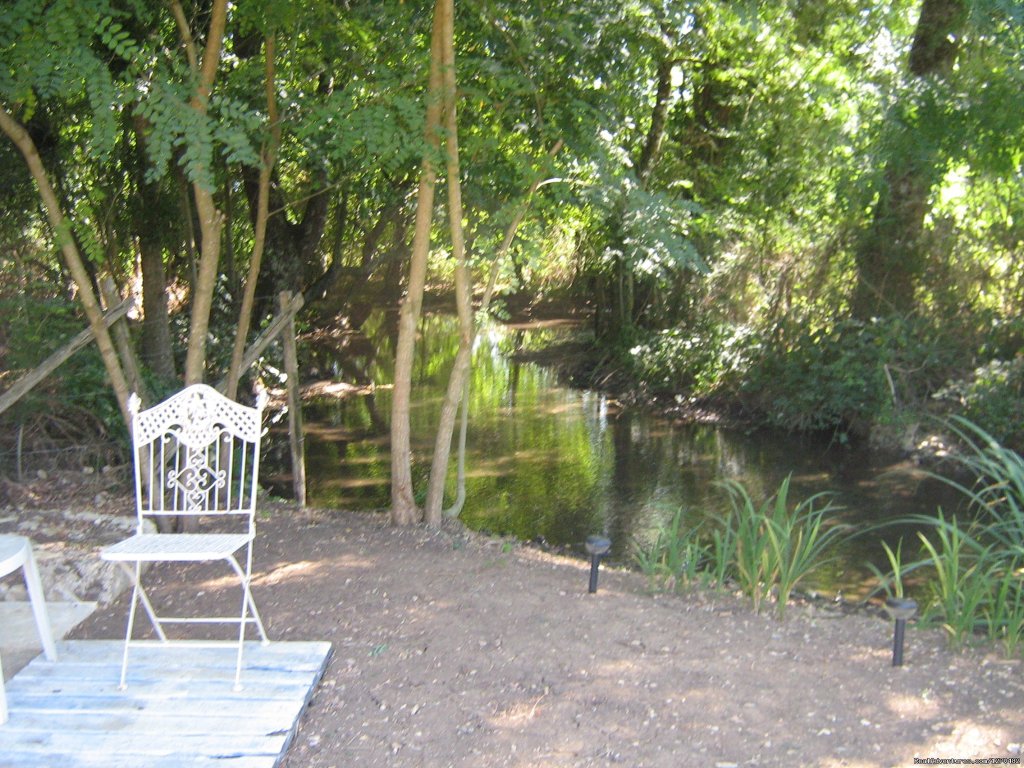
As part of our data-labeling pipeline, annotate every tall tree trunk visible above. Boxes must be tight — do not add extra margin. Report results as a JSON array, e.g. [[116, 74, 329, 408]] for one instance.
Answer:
[[424, 1, 472, 526], [131, 117, 177, 382], [225, 34, 281, 400], [636, 57, 673, 188], [0, 106, 133, 426], [173, 0, 229, 384], [390, 0, 448, 526], [138, 234, 176, 380], [851, 0, 966, 319]]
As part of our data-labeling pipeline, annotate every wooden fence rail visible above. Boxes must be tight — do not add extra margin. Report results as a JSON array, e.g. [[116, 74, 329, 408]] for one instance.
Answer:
[[0, 297, 133, 418], [2, 290, 307, 507]]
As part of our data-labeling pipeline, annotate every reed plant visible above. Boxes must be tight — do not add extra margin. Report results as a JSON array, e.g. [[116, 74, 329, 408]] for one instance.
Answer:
[[869, 418, 1024, 656], [866, 539, 912, 600], [632, 508, 710, 592], [721, 476, 849, 618], [719, 479, 777, 613], [984, 567, 1024, 656], [939, 417, 1024, 560], [916, 513, 991, 649], [633, 478, 851, 616], [933, 419, 1024, 655]]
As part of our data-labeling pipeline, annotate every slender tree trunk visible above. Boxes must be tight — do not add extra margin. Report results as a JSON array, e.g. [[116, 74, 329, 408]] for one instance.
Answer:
[[438, 141, 564, 521], [636, 57, 673, 187], [424, 1, 472, 526], [174, 0, 229, 384], [851, 0, 966, 319], [389, 0, 448, 526], [0, 106, 132, 426], [225, 34, 281, 400]]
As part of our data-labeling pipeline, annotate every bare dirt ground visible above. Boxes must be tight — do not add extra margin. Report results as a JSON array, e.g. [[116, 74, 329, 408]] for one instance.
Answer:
[[3, 472, 1022, 768]]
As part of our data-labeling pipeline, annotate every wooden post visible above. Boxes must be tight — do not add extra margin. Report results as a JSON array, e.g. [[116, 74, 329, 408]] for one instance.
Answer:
[[279, 291, 306, 507]]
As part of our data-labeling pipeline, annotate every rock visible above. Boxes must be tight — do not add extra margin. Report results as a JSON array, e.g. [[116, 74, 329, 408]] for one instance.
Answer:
[[0, 508, 142, 605]]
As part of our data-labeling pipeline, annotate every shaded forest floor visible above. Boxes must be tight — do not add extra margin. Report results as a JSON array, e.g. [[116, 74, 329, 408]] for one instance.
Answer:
[[6, 474, 1010, 768]]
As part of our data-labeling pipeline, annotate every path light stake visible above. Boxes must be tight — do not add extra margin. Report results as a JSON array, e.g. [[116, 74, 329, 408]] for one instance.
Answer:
[[585, 535, 611, 594], [886, 597, 918, 667]]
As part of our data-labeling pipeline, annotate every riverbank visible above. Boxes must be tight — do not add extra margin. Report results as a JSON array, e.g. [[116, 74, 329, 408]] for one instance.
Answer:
[[2, 471, 1020, 766]]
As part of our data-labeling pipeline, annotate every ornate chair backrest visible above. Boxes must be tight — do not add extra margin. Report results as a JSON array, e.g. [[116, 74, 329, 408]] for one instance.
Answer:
[[131, 384, 267, 531]]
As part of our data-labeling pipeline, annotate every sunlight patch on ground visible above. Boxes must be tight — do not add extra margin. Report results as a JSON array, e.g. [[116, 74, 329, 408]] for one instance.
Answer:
[[255, 559, 322, 586], [885, 692, 941, 720], [900, 720, 1019, 765], [320, 476, 389, 490], [488, 693, 549, 728]]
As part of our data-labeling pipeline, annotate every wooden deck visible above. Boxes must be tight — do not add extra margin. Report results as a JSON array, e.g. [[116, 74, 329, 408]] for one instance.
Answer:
[[0, 640, 332, 767]]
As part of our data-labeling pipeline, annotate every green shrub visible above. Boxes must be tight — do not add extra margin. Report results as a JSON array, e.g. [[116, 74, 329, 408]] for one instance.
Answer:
[[738, 316, 961, 435], [934, 359, 1024, 450], [624, 321, 752, 396]]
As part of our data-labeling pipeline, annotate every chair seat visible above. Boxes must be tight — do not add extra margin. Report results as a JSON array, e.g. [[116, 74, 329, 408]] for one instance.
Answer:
[[101, 533, 252, 562]]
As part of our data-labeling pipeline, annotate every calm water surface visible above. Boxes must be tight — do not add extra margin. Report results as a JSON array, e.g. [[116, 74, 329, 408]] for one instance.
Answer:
[[271, 313, 963, 596]]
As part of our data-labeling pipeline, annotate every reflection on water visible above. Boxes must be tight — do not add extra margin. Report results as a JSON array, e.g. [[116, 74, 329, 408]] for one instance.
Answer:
[[273, 313, 964, 595]]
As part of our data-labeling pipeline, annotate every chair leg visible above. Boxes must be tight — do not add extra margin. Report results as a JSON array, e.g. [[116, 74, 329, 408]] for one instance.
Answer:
[[226, 556, 269, 644], [0, 652, 8, 725], [117, 561, 170, 690], [118, 563, 143, 690], [115, 562, 168, 642], [227, 556, 269, 691], [233, 586, 246, 692], [21, 546, 57, 662], [245, 585, 270, 645]]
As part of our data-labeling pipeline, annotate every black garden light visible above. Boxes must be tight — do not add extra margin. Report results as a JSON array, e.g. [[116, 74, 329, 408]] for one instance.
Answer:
[[585, 535, 611, 594], [885, 597, 918, 667]]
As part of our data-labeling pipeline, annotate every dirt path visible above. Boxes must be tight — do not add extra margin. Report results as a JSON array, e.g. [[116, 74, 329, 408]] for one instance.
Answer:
[[65, 504, 1022, 768]]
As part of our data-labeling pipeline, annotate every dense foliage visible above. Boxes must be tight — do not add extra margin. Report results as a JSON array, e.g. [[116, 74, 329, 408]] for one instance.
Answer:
[[1, 0, 1022, 470]]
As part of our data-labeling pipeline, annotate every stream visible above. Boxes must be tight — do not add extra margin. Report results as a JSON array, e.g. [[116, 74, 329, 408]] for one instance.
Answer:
[[267, 312, 964, 597]]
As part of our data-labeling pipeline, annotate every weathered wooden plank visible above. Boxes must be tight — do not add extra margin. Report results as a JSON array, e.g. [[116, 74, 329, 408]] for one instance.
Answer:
[[0, 640, 331, 768], [0, 729, 288, 757], [11, 640, 330, 691], [14, 660, 326, 686], [4, 708, 297, 735], [0, 752, 274, 768], [7, 673, 316, 699], [45, 639, 330, 667], [8, 694, 296, 718]]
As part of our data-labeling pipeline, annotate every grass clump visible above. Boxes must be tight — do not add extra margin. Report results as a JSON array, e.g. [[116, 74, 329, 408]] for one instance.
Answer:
[[633, 476, 851, 618], [871, 418, 1024, 656], [633, 508, 710, 593]]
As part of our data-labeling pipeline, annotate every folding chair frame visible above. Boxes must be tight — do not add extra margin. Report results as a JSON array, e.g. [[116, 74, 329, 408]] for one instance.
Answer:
[[101, 385, 270, 691]]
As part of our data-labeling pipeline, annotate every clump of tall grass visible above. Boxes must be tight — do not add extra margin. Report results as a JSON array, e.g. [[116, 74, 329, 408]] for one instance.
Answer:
[[633, 508, 710, 592], [632, 476, 851, 618], [873, 418, 1024, 656], [720, 476, 851, 618]]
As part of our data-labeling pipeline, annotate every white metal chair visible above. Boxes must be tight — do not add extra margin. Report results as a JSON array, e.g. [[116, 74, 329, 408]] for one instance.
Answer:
[[100, 384, 270, 691], [0, 535, 59, 725]]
